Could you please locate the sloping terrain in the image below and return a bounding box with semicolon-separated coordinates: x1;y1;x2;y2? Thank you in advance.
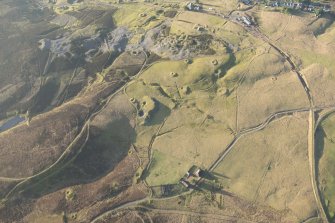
0;0;335;223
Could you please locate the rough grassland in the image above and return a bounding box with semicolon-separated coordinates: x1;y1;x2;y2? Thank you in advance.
113;3;161;31
214;114;317;222
316;113;335;220
125;56;237;185
146;150;190;186
257;10;335;107
302;64;335;107
201;0;239;13
236;48;309;129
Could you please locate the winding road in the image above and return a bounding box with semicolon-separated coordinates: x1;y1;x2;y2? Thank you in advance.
1;3;333;222
204;7;329;222
1;49;149;202
89;7;334;222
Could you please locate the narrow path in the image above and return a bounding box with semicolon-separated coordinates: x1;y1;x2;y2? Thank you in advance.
204;8;329;222
92;196;257;223
2;49;149;201
89;105;334;223
315;108;335;130
313;108;335;221
90;190;193;223
0;177;26;183
4;121;91;200
141;118;168;181
135;206;258;223
308;109;328;221
208;107;310;171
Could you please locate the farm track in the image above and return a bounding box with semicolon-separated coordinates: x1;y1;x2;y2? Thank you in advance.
135;206;258;223
207;105;335;172
205;8;329;222
313;107;335;221
2;4;333;221
4;120;91;200
315;107;335;130
141;118;167;182
1;50;149;202
0;177;26;183
88;106;335;223
90;190;194;223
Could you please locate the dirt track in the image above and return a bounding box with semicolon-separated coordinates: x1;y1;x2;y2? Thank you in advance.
0;49;149;202
204;8;329;222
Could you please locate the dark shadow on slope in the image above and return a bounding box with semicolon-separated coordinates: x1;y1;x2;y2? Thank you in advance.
199;170;217;181
21;114;136;198
315;125;334;222
143;100;171;126
30;78;60;114
312;13;335;37
211;49;236;83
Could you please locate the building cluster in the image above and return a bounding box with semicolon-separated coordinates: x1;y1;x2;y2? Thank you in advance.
185;1;202;11
237;16;253;26
238;0;332;13
179;166;204;188
266;1;331;12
